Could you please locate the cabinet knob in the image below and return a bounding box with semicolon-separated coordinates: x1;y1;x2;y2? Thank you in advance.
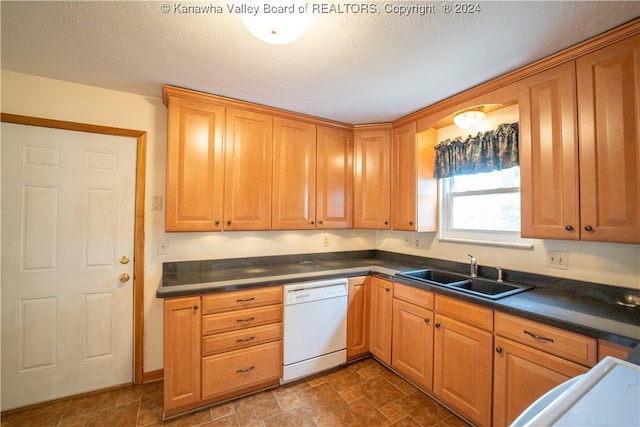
424;318;430;324
215;220;220;226
310;220;315;225
496;347;503;353
384;221;389;225
385;287;390;293
409;221;414;226
585;225;594;232
193;304;199;310
565;225;573;231
318;220;324;225
227;220;232;225
435;323;441;328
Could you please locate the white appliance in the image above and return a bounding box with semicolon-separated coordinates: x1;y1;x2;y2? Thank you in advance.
512;356;640;426
281;278;348;383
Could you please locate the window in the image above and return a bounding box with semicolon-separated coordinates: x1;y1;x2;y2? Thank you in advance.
439;166;531;247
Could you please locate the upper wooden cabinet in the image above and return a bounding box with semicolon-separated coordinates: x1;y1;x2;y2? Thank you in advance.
224;108;273;230
391;122;438;231
576;35;640;243
520;36;640;243
316;126;354;229
272;117;317;230
519;62;580;239
165;95;225;232
354;125;391;229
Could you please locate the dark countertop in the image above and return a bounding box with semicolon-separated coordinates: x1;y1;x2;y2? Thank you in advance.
158;250;640;348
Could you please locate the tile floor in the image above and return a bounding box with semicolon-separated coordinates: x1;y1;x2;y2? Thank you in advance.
1;358;470;427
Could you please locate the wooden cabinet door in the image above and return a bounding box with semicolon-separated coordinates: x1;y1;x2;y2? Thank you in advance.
165;96;225;231
347;276;370;361
354;126;391;229
369;277;393;365
493;336;588;427
272;117;316;229
392;122;418;231
519;62;580;240
392;298;433;391
224;108;273;230
316;126;354;228
577;35;640;243
164;297;201;416
433;313;493;427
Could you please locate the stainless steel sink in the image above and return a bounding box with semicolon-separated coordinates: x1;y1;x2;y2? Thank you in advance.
397;269;532;300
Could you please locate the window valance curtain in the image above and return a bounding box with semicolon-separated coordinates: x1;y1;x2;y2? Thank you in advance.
434;122;519;179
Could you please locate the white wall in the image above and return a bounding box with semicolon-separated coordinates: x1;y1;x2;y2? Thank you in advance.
2;71;638;375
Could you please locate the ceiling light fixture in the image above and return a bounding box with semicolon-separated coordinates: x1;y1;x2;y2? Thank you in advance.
453;106;486;129
242;0;309;45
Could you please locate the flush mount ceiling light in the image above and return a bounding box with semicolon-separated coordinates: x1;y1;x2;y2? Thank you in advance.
241;0;309;45
453;106;486;129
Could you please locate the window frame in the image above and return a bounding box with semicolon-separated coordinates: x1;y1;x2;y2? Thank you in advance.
437;169;534;248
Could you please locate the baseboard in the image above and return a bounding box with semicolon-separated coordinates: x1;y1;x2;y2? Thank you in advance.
143;369;163;383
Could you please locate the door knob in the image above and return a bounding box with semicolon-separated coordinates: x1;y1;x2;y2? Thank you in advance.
119;273;130;283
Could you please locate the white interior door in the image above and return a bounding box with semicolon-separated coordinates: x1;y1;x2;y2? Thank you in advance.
1;122;137;410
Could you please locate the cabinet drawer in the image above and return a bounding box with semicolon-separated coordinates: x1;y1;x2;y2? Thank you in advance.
202;286;282;314
202;305;282;335
394;283;434;309
202;323;282;356
495;312;596;367
202;341;282;400
435;294;493;331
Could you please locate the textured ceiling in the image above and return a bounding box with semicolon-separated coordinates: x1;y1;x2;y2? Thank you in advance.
1;1;639;124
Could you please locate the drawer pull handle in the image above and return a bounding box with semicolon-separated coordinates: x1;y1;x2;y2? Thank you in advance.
524;330;554;343
236;297;255;303
236;317;255;323
236;366;255;374
236;336;255;343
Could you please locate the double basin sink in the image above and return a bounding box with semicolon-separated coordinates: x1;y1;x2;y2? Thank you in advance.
396;269;532;300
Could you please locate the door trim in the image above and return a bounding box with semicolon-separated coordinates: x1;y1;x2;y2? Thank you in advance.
1;113;147;385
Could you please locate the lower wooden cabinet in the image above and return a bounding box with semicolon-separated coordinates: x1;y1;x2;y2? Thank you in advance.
163;287;282;418
163;297;201;416
391;296;434;391
492;336;588;426
347;276;370;361
201;341;282;401
369;277;394;365
433;295;494;427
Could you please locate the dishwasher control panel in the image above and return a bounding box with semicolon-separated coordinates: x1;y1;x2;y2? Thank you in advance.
283;278;348;305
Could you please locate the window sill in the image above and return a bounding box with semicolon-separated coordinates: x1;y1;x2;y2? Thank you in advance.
437;236;534;249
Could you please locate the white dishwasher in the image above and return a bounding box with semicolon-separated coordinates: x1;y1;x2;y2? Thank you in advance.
281;278;348;383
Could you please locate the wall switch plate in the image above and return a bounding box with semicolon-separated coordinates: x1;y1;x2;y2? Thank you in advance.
322;235;329;247
152;195;163;211
546;250;568;270
404;235;411;247
158;240;169;255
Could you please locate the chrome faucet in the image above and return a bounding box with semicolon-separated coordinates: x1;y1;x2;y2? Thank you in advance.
468;254;478;277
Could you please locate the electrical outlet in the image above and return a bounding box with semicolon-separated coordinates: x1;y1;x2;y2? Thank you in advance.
158;240;169;255
546;250;568;270
414;237;421;248
323;235;329;247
